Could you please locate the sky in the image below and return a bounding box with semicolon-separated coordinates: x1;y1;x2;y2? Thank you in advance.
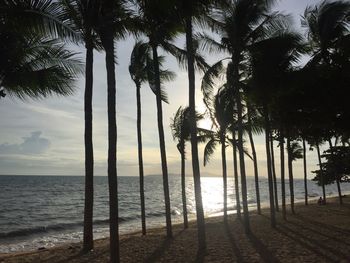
0;0;324;177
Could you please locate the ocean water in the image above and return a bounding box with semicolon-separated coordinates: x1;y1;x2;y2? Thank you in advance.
0;175;349;253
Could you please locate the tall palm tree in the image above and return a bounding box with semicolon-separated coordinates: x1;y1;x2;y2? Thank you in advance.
250;29;305;226
97;1;129;261
201;0;291;232
279;133;287;220
59;0;101;251
129;41;149;235
172;0;219;250
130;41;176;234
134;0;182;238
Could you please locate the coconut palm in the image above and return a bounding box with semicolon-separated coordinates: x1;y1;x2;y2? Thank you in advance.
133;0;183;238
249;27;305;225
203;87;232;223
129;41;176;235
302;137;308;205
286;140;303;214
0;1;81;99
201;0;292;231
170;106;205;229
302;0;350;66
96;1;129;261
171;0;216;249
245;102;263;214
59;0;102;251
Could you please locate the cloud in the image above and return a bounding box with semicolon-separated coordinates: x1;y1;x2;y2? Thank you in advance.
0;131;50;155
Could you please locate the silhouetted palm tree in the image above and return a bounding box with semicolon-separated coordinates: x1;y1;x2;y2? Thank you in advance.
1;0;81;99
201;0;291;232
130;41;176;234
171;106;205;229
134;0;182;238
97;1;129;261
302;138;308;205
287;140;303;214
59;0;101;251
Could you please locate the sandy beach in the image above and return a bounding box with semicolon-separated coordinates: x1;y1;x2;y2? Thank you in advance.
1;196;349;263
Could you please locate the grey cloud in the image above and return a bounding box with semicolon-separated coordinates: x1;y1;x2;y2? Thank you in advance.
0;131;50;155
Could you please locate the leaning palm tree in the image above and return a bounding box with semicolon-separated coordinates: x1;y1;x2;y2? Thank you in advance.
96;1;129;262
59;0;101;251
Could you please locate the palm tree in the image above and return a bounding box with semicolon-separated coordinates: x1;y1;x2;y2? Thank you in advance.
172;0;215;250
1;1;81;99
302;138;308;205
201;0;291;232
170;106;204;229
129;41;149;235
270;133;279;212
279;132;287;220
203;87;232;223
250;29;305;226
97;1;129;261
59;0;101;251
286;140;303;214
129;41;176;234
246;102;262;214
134;0;182;238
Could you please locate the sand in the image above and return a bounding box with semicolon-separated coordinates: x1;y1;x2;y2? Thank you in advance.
1;196;349;263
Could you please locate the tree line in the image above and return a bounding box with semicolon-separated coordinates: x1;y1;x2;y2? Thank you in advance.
1;1;350;262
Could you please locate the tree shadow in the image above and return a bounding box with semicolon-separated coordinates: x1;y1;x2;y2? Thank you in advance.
276;224;347;262
287;219;350;246
294;214;350;235
224;222;243;263
247;232;280;263
144;230;185;263
143;237;174;263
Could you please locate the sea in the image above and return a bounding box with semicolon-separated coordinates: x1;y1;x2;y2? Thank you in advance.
0;175;349;253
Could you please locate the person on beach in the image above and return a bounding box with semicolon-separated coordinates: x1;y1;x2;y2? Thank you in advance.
318;197;323;205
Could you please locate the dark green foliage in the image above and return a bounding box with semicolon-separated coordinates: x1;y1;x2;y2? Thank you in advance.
313;146;350;185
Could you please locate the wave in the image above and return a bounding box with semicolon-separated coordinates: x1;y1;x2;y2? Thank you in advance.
0;216;133;239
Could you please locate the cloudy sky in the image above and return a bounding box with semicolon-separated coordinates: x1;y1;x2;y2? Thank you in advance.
0;0;323;177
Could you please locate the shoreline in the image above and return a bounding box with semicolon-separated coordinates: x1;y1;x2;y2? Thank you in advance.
1;195;349;262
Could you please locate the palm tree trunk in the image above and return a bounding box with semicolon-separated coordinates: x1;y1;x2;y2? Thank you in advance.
279;132;286;220
287;137;295;214
263;105;276;227
316;143;326;204
270;134;279;212
302;138;308;206
232;130;241;220
180;141;188;228
247;109;261;215
186;16;206;249
83;44;94;252
102;35;119;263
136;83;146;235
328;139;342;205
221;134;228;223
151;43;172;238
236;87;250;233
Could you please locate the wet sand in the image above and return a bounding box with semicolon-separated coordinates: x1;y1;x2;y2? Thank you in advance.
1;196;349;263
